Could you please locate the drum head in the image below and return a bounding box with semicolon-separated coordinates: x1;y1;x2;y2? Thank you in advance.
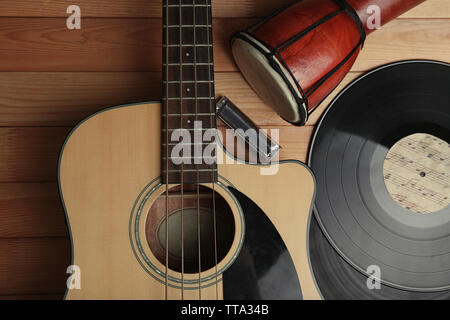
309;60;450;292
232;34;307;125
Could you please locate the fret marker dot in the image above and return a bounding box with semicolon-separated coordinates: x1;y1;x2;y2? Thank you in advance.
186;88;191;93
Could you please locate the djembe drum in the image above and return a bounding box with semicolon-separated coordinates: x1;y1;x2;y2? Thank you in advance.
232;0;426;125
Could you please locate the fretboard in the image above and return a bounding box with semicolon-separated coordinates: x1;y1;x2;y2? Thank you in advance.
162;0;217;184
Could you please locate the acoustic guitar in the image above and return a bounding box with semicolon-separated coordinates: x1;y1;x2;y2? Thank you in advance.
58;0;318;300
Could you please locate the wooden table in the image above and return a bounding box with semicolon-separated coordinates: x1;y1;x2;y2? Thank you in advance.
0;0;448;299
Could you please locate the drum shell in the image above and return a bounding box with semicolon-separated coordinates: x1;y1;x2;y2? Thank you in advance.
263;0;361;109
232;0;363;125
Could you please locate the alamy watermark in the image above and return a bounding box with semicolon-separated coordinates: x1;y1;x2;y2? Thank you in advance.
67;265;81;290
367;265;381;290
366;5;382;30
66;5;81;30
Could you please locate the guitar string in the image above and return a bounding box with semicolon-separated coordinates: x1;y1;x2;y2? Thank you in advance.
205;0;219;300
164;0;170;301
178;0;185;300
193;0;202;301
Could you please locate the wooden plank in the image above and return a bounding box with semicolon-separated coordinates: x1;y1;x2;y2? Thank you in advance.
266;126;314;163
0;294;62;300
0;70;370;128
0;71;279;126
0;18;164;72
402;0;450;18
356;18;450;71
0;127;71;182
0;237;70;296
0;67;349;128
0;18;247;72
0;72;161;126
0;18;448;72
0;0;447;18
0;183;67;238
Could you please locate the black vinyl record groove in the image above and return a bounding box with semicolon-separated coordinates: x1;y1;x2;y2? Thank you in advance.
309;216;450;299
308;60;450;293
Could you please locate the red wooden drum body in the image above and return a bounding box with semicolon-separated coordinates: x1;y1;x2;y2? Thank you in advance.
232;0;425;126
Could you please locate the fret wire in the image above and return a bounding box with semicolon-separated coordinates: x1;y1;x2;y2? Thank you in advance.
163;113;213;116
164;44;212;47
163;25;211;28
162;169;218;172
166;5;211;7
163;128;210;131
162;156;216;160
162;143;212;146
165;97;215;100
164;62;213;65
163;80;214;83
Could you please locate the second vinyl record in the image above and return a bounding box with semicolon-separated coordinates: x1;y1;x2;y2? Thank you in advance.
309;216;450;299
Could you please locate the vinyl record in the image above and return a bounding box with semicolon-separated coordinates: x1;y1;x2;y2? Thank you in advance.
309;60;450;292
309;216;450;299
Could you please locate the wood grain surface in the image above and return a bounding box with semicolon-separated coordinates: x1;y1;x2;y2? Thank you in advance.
0;18;448;72
0;0;448;298
0;0;448;18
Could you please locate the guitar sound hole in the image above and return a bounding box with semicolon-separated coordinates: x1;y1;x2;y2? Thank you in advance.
146;185;235;274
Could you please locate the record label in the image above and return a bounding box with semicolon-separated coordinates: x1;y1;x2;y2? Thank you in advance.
383;133;449;214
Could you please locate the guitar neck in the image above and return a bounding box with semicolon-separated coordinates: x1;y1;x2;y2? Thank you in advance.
162;0;217;184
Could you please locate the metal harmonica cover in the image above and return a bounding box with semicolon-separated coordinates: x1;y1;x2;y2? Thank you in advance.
216;96;281;162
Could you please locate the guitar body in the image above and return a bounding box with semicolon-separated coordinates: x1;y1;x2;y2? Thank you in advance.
59;102;320;300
